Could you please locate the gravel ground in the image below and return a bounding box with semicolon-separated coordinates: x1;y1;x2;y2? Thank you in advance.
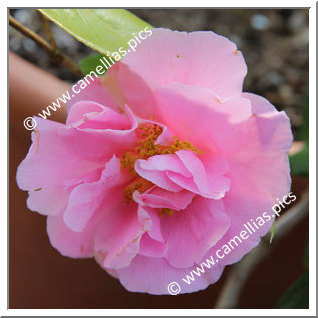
9;9;309;139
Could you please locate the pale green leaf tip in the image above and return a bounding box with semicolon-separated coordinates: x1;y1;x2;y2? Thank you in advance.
270;222;276;244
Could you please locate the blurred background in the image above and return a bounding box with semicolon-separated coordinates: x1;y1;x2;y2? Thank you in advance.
9;9;309;309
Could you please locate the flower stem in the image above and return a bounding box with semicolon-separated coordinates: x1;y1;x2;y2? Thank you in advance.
37;11;58;49
9;14;82;77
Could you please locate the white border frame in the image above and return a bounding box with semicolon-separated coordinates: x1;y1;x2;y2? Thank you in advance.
4;1;316;316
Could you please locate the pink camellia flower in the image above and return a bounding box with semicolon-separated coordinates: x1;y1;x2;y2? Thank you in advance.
17;28;292;295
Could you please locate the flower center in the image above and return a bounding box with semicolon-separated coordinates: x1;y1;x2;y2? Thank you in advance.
120;123;202;207
123;176;153;203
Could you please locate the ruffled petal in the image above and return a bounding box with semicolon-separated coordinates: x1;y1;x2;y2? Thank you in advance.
134;187;195;211
155;83;252;154
94;205;152;269
66;76;122;113
63;156;129;231
118;28;247;99
16;119;103;216
135;151;230;199
46;214;97;258
116;255;225;295
161;197;231;268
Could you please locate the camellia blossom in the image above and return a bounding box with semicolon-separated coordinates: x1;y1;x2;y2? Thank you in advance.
17;28;292;295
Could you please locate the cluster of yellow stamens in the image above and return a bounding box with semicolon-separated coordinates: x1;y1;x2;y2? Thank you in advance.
121;123;201;175
123;177;153;204
159;208;174;217
120;123;202;214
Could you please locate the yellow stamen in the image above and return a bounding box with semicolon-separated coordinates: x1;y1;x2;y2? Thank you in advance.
159;208;175;217
124;177;153;203
120;123;202;176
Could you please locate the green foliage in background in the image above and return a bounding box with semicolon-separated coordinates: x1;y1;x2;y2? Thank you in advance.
303;239;309;268
289;94;309;176
38;9;152;56
275;270;309;309
290;145;309;176
275;240;309;309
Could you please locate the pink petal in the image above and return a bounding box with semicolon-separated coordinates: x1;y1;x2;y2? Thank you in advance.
66;76;121;113
139;233;166;258
63;156;129;232
230;94;292;200
94;205;151;269
105;63;158;119
143;207;165;242
134;187;195;211
67;101;131;130
243;92;276;115
155;83;252;154
61;112;138;162
203;163;276;266
16;118;103;216
199;94;293;267
46;214;97;258
137;154;191;176
172;150;230;199
161;197;231;268
116;255;224;295
120;28;247;99
135;155;188;192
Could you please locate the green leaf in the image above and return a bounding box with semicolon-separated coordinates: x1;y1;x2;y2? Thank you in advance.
79;53;112;75
38;9;152;56
275;270;309;309
289;145;309;176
